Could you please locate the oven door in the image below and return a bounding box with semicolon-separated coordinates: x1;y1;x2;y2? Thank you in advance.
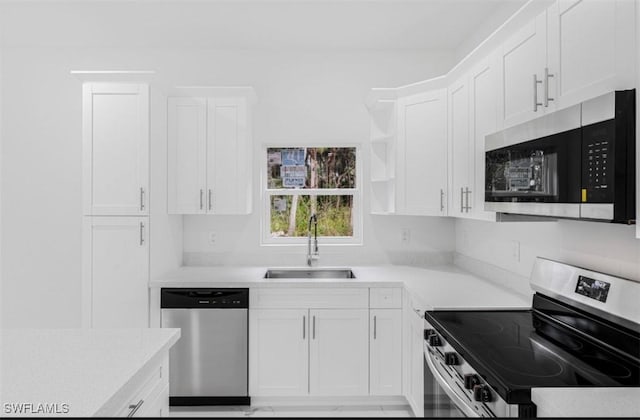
424;344;477;418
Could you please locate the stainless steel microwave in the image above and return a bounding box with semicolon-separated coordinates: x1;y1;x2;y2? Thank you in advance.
485;90;635;223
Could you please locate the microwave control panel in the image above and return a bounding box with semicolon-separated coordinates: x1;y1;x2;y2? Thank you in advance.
582;120;614;203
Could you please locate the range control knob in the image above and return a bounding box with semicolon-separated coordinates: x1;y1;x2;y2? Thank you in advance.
428;334;442;347
473;384;492;402
464;374;481;390
444;352;459;365
424;329;435;339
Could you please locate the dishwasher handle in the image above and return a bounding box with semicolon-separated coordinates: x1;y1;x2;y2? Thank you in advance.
161;288;249;309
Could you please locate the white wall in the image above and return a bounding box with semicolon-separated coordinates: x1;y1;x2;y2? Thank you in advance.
456;219;640;292
0;46;455;327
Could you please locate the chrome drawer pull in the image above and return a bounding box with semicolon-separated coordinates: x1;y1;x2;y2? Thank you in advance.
127;399;144;417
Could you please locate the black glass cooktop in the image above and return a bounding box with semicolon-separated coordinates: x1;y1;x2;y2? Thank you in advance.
425;296;640;404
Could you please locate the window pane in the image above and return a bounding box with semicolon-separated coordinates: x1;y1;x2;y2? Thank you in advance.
267;147;356;189
270;195;354;237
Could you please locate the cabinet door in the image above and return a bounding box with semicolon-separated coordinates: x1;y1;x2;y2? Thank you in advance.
370;309;402;396
547;0;635;110
83;217;149;328
396;89;448;216
309;309;369;396
469;55;499;220
206;97;251;215
83;83;149;216
249;309;309;396
167;97;207;214
498;11;547;128
448;77;471;218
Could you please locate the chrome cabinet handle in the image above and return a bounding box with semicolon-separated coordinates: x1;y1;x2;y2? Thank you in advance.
127;399;144;417
440;189;444;212
373;315;377;340
139;222;145;246
465;187;472;212
199;189;204;210
460;188;464;213
208;189;213;211
140;188;145;211
544;67;554;107
533;74;543;112
303;315;306;340
312;315;316;340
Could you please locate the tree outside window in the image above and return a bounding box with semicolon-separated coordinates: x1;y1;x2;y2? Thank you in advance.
264;147;360;243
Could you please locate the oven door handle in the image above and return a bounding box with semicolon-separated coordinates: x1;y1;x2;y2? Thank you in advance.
424;342;481;418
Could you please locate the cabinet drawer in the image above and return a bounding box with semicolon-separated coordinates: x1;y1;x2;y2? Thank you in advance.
370;288;402;309
112;355;169;417
252;288;369;309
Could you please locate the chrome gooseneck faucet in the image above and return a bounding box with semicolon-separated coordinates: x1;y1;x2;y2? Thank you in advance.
307;213;319;267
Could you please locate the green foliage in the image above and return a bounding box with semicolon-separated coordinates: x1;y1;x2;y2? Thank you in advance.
270;195;353;237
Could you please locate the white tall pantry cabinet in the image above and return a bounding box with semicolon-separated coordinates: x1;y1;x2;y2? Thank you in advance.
82;83;150;328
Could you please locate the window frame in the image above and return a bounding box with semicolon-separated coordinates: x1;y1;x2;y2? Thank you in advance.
260;143;363;246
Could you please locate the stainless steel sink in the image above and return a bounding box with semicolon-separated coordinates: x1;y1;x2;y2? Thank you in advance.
264;268;356;279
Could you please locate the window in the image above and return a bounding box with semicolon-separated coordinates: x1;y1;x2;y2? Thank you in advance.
262;146;361;245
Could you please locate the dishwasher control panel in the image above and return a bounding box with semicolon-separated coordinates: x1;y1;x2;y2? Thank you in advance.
161;288;249;309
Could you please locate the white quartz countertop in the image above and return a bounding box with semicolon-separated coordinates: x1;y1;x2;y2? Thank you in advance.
1;328;180;417
151;264;532;311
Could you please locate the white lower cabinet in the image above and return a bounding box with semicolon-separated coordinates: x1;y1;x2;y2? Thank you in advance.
82;216;149;328
250;288;403;399
250;309;309;396
309;309;369;396
370;309;402;396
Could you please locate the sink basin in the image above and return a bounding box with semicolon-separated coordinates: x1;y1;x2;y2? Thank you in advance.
264;268;356;279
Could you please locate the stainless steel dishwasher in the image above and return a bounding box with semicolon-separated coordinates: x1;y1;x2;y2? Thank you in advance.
160;288;249;406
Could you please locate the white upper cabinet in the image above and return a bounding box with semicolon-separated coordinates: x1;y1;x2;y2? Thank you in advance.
83;83;149;216
546;0;636;111
448;76;471;217
396;89;448;216
167;97;207;214
83;216;149;328
168;90;254;215
498;10;548;129
206;97;251;215
498;0;635;129
468;55;500;220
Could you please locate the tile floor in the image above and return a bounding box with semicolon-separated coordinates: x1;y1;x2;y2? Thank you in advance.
170;405;412;417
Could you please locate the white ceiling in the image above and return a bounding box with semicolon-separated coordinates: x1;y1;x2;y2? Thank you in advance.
0;0;526;50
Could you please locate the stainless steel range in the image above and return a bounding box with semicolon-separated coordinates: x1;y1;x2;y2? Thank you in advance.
423;258;640;418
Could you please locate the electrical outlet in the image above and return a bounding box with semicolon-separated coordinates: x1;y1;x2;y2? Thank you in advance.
511;240;520;262
208;232;217;245
401;228;411;244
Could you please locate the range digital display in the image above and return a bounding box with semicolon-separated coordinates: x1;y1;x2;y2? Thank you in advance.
575;275;610;303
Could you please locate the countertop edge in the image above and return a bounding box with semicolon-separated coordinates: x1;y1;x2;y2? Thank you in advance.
92;329;180;417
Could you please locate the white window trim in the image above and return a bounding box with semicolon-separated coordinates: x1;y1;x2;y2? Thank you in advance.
260;143;363;246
